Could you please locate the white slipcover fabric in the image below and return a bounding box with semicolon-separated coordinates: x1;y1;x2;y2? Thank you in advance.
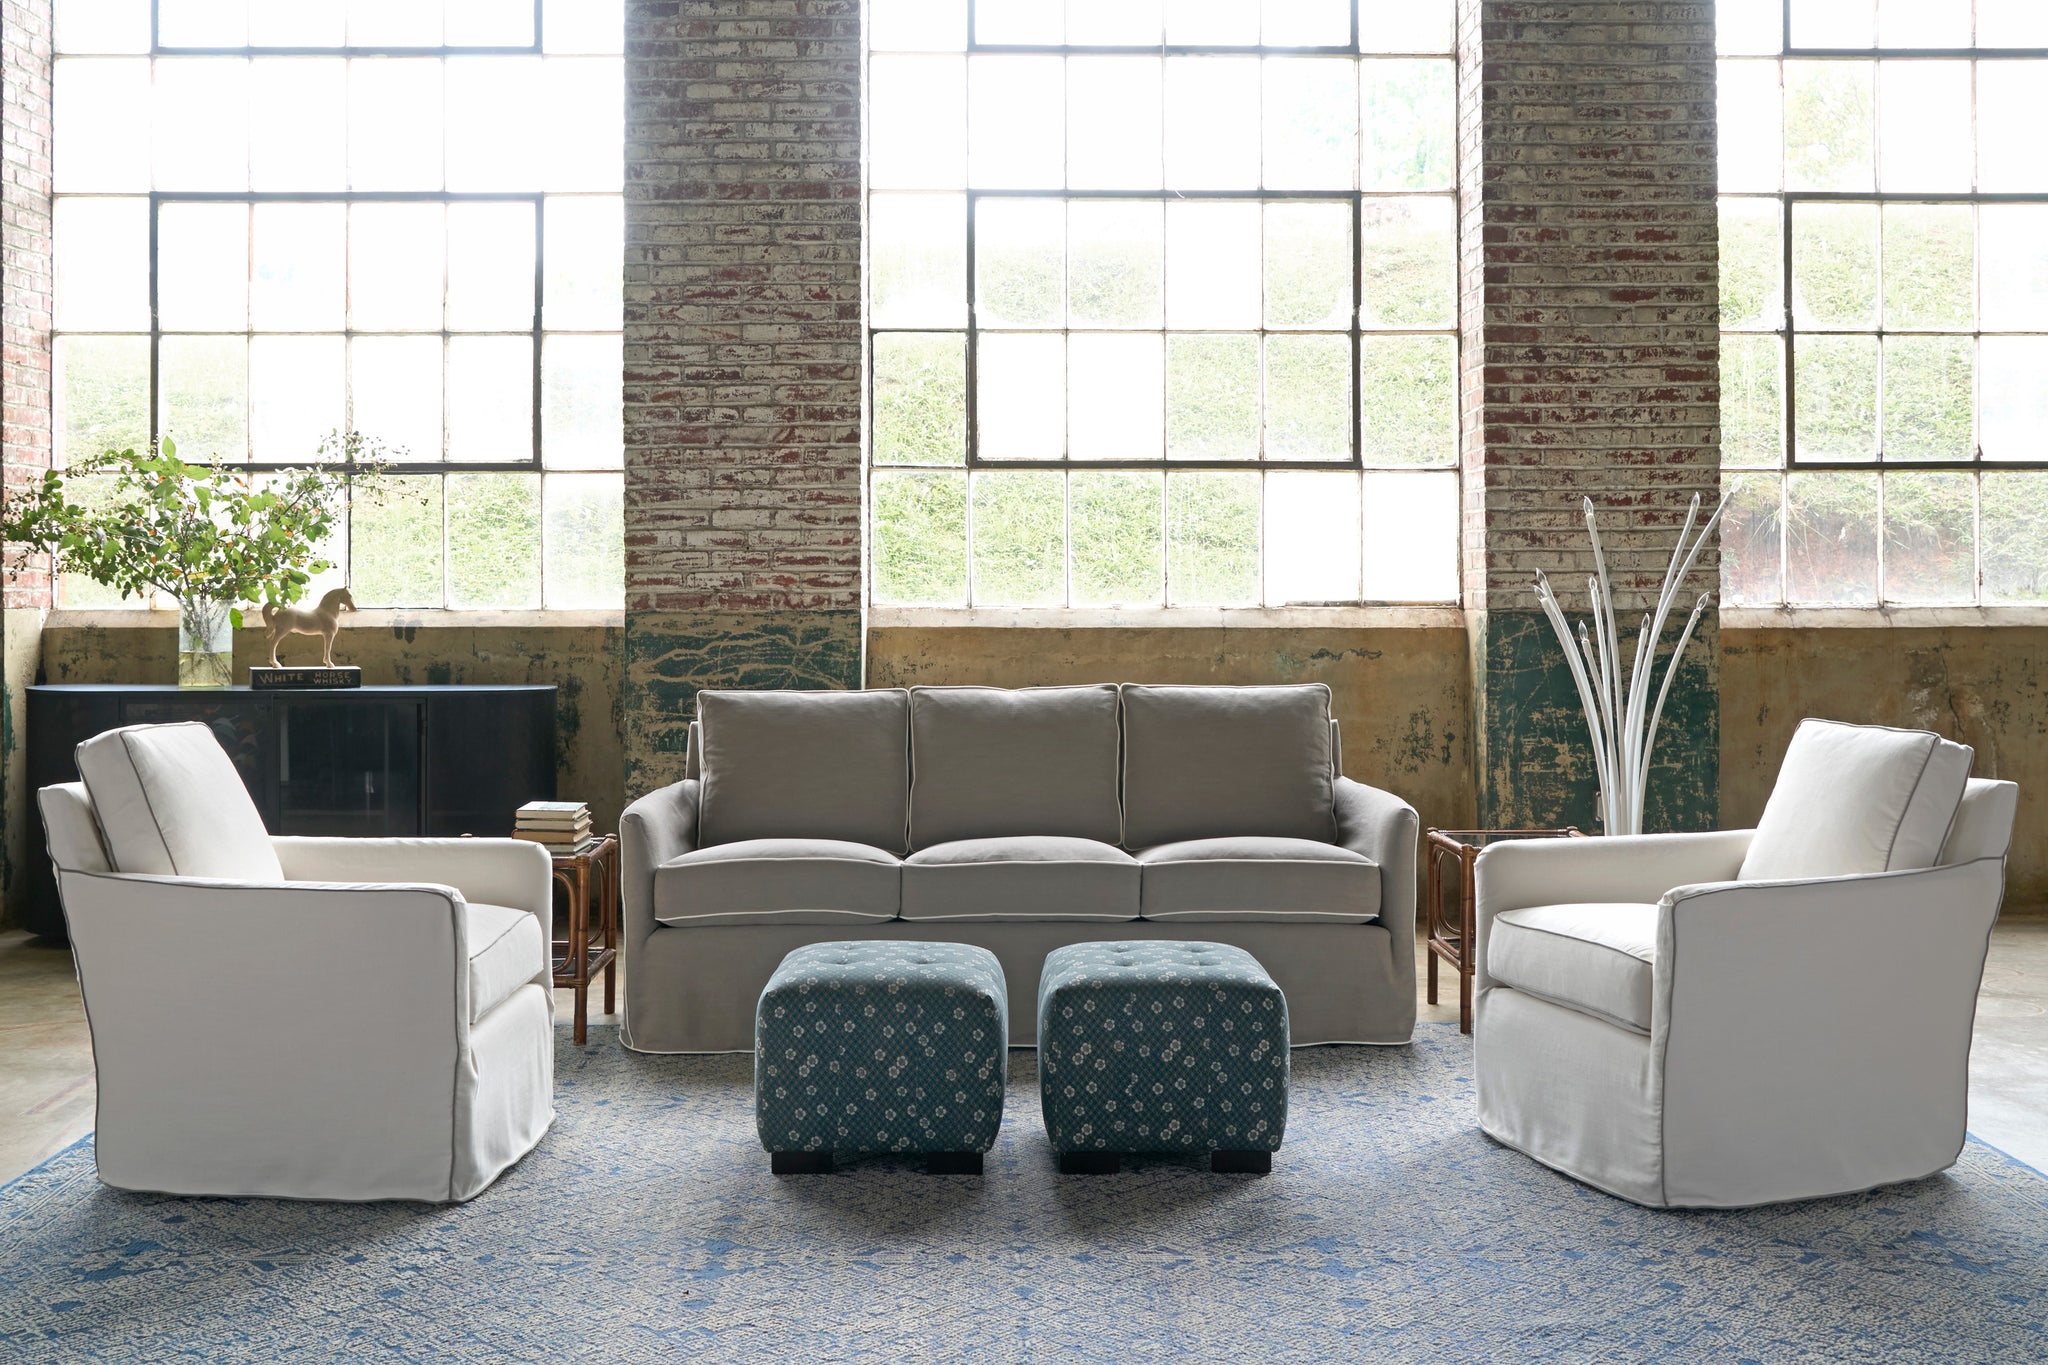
467;902;546;1024
1738;718;1973;882
74;722;281;881
1486;902;1657;1033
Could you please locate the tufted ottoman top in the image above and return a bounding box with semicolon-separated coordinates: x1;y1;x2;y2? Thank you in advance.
1037;940;1276;1012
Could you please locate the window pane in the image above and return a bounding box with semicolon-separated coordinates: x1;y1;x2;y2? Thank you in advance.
1359;334;1455;466
154;58;249;190
1881;337;1972;462
1981;337;2048;463
544;195;624;330
1164;57;1260;191
57;474;134;607
447;336;534;461
1721;333;1785;469
1068;200;1163;329
976;0;1060;43
542;0;623;52
1167;335;1261;461
1071;0;1164;45
1165;201;1260;329
1263;57;1356;189
1791;201;1877;329
447;201;536;331
1069;334;1164;460
250;203;346;332
968;56;1063;190
1882;472;1975;605
1267;471;1360;604
1359;196;1454;328
871;0;967;51
1980;206;2048;333
971;471;1066;606
869;56;967;190
348;0;443;46
53;197;147;330
1979;0;2048;46
1978;63;2048;194
1717;60;1781;194
1881;203;1971;331
446;56;544;191
1878;61;1971;194
1069;57;1163;191
250;58;346;191
975;198;1064;329
447;0;535;45
1361;470;1458;600
158;335;248;462
1879;0;1967;45
542;472;624;609
1167;0;1259;43
1982;473;2048;602
448;472;541;608
869;193;966;327
1720;473;1785;607
540;59;623;191
1070;470;1164;607
349;58;443;190
1265;334;1350;461
1717;0;1783;54
1265;202;1350;330
541;334;623;469
157;203;249;332
1167;471;1260;605
251;0;345;45
1359;59;1454;192
350;202;445;330
1790;0;1875;47
1783;61;1874;194
54;57;150;191
351;336;444;460
1263;0;1347;45
55;335;150;464
871;333;966;466
56;0;148;53
1719;198;1782;330
872;470;968;605
1786;470;1878;604
1794;335;1878;462
351;475;445;608
977;333;1065;459
159;0;244;47
251;336;345;463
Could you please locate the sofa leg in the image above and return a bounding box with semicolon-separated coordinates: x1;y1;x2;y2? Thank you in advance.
1058;1151;1121;1175
1210;1149;1272;1175
926;1151;983;1175
770;1151;833;1175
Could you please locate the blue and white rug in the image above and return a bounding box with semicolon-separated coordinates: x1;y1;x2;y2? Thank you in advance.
3;1025;2045;1363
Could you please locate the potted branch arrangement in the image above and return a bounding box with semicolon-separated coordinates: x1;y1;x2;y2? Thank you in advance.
1;432;390;688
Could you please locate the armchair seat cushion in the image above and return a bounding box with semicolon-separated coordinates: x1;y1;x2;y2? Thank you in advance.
1137;837;1380;923
654;838;901;927
901;836;1140;922
1487;902;1659;1034
467;902;544;1024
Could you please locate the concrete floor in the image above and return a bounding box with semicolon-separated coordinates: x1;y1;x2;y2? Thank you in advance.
3;920;2044;1186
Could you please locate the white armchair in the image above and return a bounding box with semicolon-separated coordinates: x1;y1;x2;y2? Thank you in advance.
1472;719;2017;1208
38;722;557;1203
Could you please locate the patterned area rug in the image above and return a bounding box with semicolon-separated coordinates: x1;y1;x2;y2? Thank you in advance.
3;1025;2045;1363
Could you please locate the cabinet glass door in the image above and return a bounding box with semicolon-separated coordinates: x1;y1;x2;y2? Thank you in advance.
277;702;421;836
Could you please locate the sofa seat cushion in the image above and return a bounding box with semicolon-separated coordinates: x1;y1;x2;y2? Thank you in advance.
1487;902;1659;1034
467;902;543;1024
1136;837;1379;923
900;837;1140;923
655;839;901;928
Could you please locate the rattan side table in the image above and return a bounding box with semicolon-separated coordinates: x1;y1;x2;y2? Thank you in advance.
549;834;620;1045
1425;827;1584;1033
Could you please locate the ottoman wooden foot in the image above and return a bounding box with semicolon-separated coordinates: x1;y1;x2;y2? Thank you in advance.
1210;1149;1272;1175
1058;1152;1121;1175
926;1151;983;1175
770;1152;834;1175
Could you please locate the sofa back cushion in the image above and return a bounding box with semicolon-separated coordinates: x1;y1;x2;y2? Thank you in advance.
1738;718;1974;882
908;685;1122;849
1120;683;1337;848
696;689;911;852
74;722;282;881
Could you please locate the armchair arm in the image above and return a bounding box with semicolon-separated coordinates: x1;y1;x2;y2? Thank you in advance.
1334;777;1418;934
620;779;699;949
273;835;552;922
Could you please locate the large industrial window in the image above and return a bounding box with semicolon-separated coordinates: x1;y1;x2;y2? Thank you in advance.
49;0;625;611
864;0;1461;609
1717;0;2048;606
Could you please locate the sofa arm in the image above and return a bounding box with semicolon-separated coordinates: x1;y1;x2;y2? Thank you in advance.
274;836;552;923
1335;777;1419;935
620;779;699;948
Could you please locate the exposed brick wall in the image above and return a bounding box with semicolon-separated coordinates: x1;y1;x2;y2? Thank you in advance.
2;0;53;612
621;0;864;615
1457;0;1721;617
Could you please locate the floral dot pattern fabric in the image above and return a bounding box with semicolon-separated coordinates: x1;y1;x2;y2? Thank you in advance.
755;941;1008;1157
1038;940;1289;1156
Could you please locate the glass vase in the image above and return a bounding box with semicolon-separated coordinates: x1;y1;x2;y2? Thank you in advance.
176;594;234;689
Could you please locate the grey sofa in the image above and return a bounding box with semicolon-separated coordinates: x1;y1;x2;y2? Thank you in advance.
618;683;1419;1053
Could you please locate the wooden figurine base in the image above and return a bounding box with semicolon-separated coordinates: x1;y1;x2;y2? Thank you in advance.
249;665;361;690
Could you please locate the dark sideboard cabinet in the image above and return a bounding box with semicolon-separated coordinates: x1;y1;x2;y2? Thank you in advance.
23;685;557;940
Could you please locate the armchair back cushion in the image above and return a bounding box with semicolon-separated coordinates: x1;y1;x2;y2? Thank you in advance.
908;684;1122;849
1738;719;1973;882
1120;684;1337;848
74;722;282;881
696;689;911;852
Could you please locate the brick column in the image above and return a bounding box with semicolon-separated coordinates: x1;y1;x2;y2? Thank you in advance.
621;0;865;793
1457;0;1721;831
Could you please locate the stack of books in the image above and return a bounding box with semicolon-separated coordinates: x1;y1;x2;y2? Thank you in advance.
513;801;597;854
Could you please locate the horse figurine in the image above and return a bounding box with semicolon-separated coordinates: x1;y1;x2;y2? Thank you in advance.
261;587;357;668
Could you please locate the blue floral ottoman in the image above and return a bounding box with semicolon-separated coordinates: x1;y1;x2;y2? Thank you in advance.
1037;941;1289;1174
755;941;1008;1175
